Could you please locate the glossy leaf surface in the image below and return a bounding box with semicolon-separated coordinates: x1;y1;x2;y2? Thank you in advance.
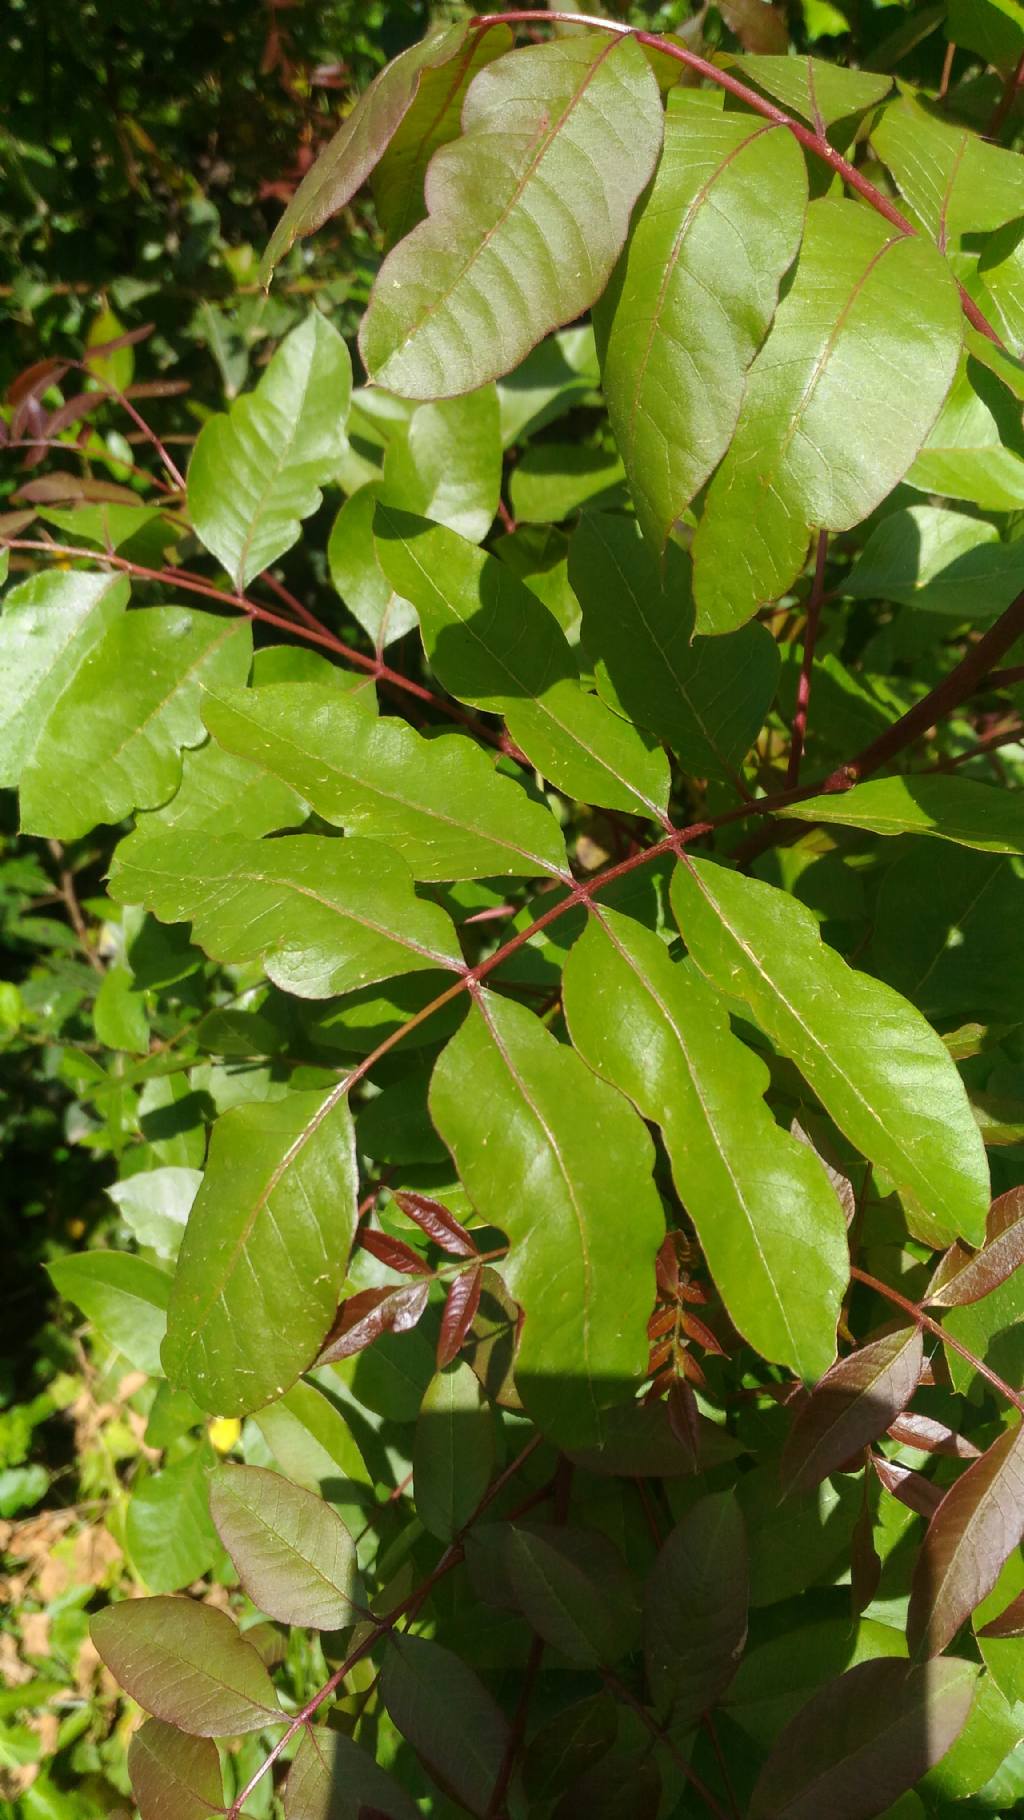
908;1420;1024;1658
780;776;1024;854
781;1325;923;1495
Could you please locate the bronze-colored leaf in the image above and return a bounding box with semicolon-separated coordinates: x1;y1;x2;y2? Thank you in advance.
908;1419;1024;1658
781;1326;923;1495
926;1187;1024;1309
317;1282;430;1363
437;1265;484;1370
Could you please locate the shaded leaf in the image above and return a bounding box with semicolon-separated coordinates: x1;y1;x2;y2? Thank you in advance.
203;682;567;881
692;198;961;632
781;1326;923;1495
380;1633;509;1816
414;1361;494;1541
360;34;664;398
91;1596;281;1735
569;513;780;785
872;1453;945;1520
563;908;848;1379
780;776;1024;855
926;1188;1024;1308
504;1523;640;1667
523;1694;617;1802
109;830;462;998
670;858;990;1248
749;1656;979;1819
596;87;806;550
188;314;351;589
285;1725;420;1820
644;1491;748;1732
162;1090;358;1417
908;1419;1024;1657
209;1462;361;1630
872;95;1024;250
375;507;670;817
844;503;1024;622
429;989;664;1445
128;1719;224;1820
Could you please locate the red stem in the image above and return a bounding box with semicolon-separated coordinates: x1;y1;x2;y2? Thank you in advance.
786;531;828;789
470;12;1003;347
989;45;1024;139
850;1267;1024;1415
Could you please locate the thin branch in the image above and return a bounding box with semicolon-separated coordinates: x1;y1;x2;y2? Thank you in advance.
914;722;1024;774
485;1634;544;1819
989;45;1024;139
786;531;829;789
470;12;1003;347
602;1672;733;1820
47;840;103;974
850;1267;1024;1415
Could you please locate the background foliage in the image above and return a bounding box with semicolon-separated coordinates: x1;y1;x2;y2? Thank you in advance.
5;1;1024;1817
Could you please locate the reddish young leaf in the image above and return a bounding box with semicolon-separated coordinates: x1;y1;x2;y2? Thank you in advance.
979;1588;1024;1638
925;1187;1024;1309
871;1453;944;1520
749;1657;979;1820
41;392;105;441
392;1190;478;1257
125;379;192;398
908;1418;1024;1658
358;1226;432;1277
13;473;139;505
885;1413;981;1459
85;321;155;361
679;1310;727;1356
781;1326;923;1495
647;1306;676;1341
437;1265;484;1369
317;1282;430;1363
9;358;69;434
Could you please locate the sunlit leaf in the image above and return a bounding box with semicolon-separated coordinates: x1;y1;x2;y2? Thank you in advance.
209;1462;362;1630
908;1419;1024;1658
780;1326;923;1495
92;1597;281;1735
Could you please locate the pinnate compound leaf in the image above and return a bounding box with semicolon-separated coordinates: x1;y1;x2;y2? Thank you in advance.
779;776;1024;855
430;989;664;1445
414;1361;494;1541
380;1633;509;1815
20;608;251;840
692;198;961;633
749;1656;979;1820
503;1523;640;1667
375;507;670;817
644;1492;748;1734
360;34;664;399
670;859;990;1248
91;1596;281;1735
908;1420;1024;1658
209;1462;361;1630
260;23;493;281
597;88;806;551
569;513;779;785
47;1251;170;1376
0;570;129;788
285;1725;420;1820
162;1090;358;1417
563;908;847;1381
926;1189;1024;1308
109;830;462;998
781;1326;923;1496
128;1719;224;1820
188;313;351;589
203;682;567;881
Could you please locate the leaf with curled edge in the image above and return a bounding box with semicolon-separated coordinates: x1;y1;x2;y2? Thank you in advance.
908;1420;1024;1658
128;1720;225;1820
438;1265;484;1370
871;1453;945;1520
748;1657;979;1820
926;1188;1024;1308
318;1282;431;1363
670;857;990;1250
260;23;502;281
92;1597;281;1736
360;34;664;399
781;1326;923;1496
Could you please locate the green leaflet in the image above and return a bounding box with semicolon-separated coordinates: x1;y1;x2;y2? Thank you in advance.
91;1597;281;1736
162;1090;358;1416
128;1721;223;1820
562;909;847;1380
203;682;568;881
779;776;1024;854
429;990;665;1445
381;386;502;543
19;606;251;840
738;54;891;126
978;217;1024;359
209;1462;362;1630
569;513;779;785
670;858;989;1248
906;358;1024;511
692;197;962;634
413;1362;494;1542
260;22;491;281
188;313;351;589
328;483;419;649
108;829;462;998
137;739;308;839
0;570;129;786
359;34;664;398
375;508;670;817
126;1442;219;1594
872;95;1024;250
47;1252;170;1377
844;504;1024;622
597;89;807;551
